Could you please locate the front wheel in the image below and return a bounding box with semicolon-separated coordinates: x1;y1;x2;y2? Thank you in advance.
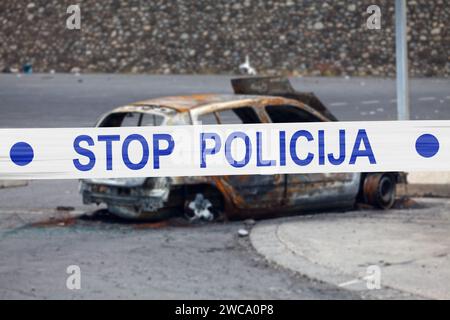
362;173;396;209
184;193;222;221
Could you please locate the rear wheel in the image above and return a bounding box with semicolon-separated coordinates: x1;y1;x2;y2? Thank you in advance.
363;173;396;209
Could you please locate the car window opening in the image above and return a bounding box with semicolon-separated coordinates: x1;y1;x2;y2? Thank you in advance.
99;112;163;127
232;106;261;124
265;105;321;123
199;106;261;125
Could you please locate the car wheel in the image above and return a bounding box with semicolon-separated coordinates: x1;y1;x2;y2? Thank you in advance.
184;193;217;221
363;173;396;209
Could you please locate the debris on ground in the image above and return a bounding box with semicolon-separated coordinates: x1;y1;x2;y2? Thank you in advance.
355;196;422;211
238;229;249;237
133;218;191;230
244;219;256;227
31;215;77;228
30;209;192;230
393;196;421;209
56;206;75;211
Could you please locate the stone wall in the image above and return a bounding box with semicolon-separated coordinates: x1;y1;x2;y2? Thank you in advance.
0;0;448;77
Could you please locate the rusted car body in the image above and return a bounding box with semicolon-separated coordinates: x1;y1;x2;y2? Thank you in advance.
80;77;400;220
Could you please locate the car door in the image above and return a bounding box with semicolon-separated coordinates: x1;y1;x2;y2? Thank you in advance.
263;103;360;210
194;104;285;211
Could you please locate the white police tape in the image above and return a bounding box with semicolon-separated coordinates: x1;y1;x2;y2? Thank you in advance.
0;121;447;180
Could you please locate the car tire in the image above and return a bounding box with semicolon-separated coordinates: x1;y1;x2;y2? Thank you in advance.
363;173;396;209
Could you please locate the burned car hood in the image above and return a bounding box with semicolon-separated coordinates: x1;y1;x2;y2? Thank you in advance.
83;178;147;187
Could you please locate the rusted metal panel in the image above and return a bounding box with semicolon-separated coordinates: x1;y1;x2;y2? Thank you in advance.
284;173;360;210
220;175;285;210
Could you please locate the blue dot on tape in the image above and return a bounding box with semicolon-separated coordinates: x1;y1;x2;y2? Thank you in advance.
10;142;34;166
415;134;439;158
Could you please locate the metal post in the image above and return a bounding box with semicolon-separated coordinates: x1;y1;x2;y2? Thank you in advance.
395;0;410;120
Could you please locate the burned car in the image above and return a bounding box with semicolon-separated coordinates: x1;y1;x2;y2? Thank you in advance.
80;77;401;220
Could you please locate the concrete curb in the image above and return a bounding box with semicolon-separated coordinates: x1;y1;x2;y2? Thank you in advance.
0;180;28;189
399;184;450;198
401;172;450;198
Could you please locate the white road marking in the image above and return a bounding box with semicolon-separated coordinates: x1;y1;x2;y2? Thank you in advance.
418;97;436;101
338;279;362;287
329;102;348;107
390;99;397;103
361;100;380;105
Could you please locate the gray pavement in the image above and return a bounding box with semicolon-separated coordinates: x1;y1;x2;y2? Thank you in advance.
0;213;362;300
0;180;91;210
251;198;450;300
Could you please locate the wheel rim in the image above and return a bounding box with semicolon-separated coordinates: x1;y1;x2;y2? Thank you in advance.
379;176;394;204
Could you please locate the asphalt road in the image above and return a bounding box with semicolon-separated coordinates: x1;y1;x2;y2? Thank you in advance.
0;74;449;129
0;74;448;299
0;213;364;299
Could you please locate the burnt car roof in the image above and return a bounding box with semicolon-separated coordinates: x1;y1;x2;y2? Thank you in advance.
129;94;266;112
110;77;337;121
109;94;331;123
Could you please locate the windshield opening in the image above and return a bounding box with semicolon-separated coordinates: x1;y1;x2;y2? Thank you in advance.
98;112;164;127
